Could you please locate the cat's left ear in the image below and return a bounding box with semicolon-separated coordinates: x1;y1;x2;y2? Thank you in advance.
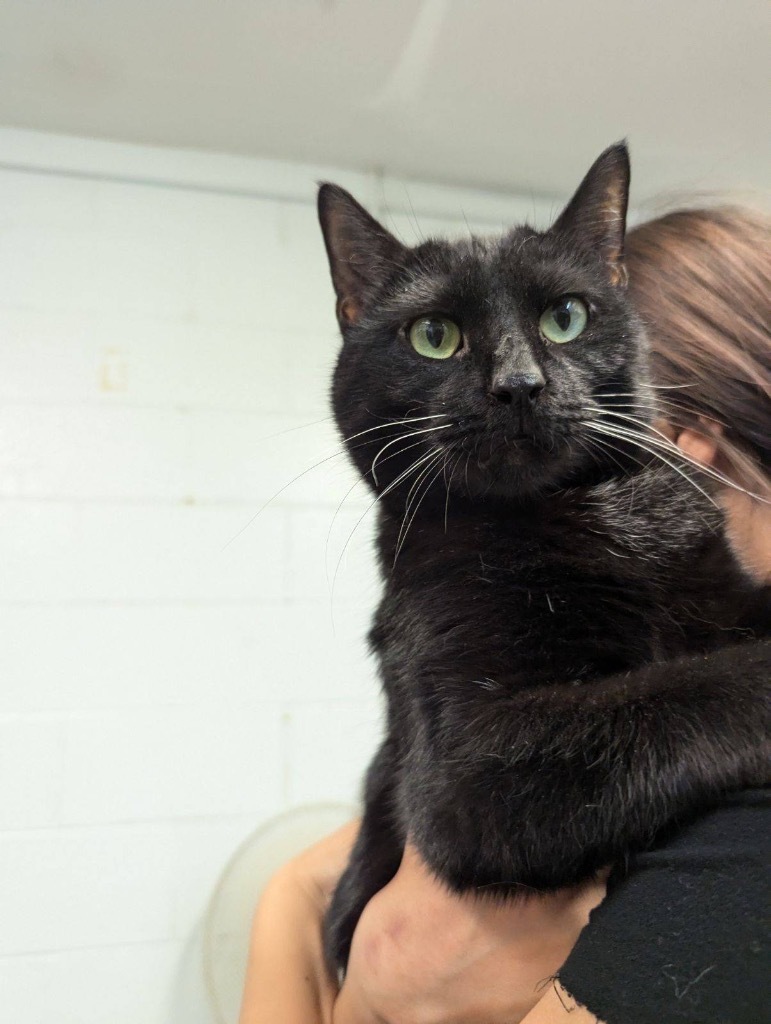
551;142;630;287
318;184;408;328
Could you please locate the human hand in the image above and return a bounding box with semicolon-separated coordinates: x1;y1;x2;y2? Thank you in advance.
658;418;770;581
334;841;607;1024
240;822;606;1024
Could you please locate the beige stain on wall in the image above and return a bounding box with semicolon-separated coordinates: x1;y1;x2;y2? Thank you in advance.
98;347;128;392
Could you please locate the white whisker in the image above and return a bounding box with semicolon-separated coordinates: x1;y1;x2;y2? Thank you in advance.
394;451;447;566
341;413;448;447
329;446;443;603
371;423;452;485
584;421;718;507
222;447;348;550
443;447;462;532
594;411;763;499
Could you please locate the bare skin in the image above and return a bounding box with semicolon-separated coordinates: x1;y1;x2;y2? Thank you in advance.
332;843;607;1024
239;433;770;1024
239;823;352;1024
239;824;606;1024
667;425;770;583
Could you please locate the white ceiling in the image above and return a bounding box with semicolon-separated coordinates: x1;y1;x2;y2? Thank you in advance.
1;0;769;203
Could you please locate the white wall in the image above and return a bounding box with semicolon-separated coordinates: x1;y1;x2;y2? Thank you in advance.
0;128;553;1024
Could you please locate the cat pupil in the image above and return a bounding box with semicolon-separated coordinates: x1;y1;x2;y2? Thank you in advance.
553;302;572;332
425;320;445;347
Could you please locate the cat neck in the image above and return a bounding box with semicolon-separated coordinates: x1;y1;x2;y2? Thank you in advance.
375;463;724;581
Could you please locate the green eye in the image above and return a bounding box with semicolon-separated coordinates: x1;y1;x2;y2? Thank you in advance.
409;317;462;359
539;297;588;344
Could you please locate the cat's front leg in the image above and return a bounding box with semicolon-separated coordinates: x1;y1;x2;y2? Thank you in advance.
324;735;405;974
410;639;770;892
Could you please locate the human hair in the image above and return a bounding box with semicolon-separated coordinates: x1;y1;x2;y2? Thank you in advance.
625;207;770;497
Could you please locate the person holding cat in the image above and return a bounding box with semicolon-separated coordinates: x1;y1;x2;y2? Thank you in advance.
240;185;769;1024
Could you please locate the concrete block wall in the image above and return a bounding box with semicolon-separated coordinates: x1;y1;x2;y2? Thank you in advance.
0;127;553;1023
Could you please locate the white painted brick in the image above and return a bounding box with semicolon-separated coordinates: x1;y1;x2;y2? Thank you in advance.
385;212;473;247
92;175;247;248
0;308;102;406
0;138;550;1009
278;327;340;417
0;502;285;602
0;127;475;219
0;404;189;501
0;169;97;231
0;942;190;1024
0;405;331;504
0;606;261;711
385;205;554;247
0;405;350;510
128;321;292;413
0;305;340;418
385;210;547;247
379;174;555;229
60;706;283;824
184;194;338;334
184;408;353;507
272;201;342;329
253;600;379;703
0;606;239;710
0;308;292;412
0;602;376;713
0;224;195;319
0;166;98;227
284;503;381;606
285;699;384;806
190;193;285;329
0;717;65;828
0;826;175;954
169;816;258;939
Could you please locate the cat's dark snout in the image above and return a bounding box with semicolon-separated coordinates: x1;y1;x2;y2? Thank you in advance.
489;370;545;405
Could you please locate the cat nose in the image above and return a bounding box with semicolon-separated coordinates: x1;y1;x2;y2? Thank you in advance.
490;371;545;405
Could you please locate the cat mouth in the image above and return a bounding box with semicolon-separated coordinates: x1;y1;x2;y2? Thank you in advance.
473;434;538;469
499;429;540;449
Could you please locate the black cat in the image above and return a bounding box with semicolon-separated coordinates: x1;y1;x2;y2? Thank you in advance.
316;144;770;972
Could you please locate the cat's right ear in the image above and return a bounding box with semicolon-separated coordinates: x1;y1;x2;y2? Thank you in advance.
550;143;631;287
318;184;407;328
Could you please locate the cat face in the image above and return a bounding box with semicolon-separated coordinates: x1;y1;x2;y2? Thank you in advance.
319;144;653;500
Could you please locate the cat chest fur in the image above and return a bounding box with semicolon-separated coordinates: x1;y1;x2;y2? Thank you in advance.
371;471;744;701
366;477;761;890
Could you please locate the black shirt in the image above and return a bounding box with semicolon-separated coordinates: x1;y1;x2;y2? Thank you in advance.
559;789;771;1024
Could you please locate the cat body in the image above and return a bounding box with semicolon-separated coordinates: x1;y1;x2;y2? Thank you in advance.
374;471;766;887
316;145;770;969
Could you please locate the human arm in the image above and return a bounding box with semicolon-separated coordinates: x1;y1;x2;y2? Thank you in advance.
240;770;770;1024
254;792;770;1024
333;842;606;1024
240;819;606;1024
556;789;771;1024
238;821;357;1024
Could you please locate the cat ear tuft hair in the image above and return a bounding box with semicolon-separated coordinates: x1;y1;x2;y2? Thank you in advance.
551;142;631;287
317;184;407;328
